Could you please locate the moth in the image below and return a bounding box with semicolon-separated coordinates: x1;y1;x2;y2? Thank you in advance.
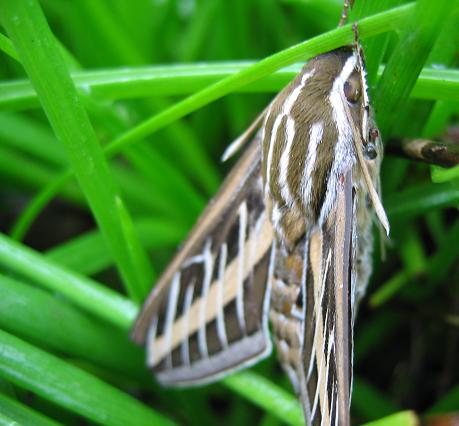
132;32;390;426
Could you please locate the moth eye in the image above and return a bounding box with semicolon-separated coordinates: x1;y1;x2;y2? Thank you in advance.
364;142;377;160
344;73;361;104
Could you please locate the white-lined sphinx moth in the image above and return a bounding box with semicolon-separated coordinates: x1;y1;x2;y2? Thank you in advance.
132;28;389;426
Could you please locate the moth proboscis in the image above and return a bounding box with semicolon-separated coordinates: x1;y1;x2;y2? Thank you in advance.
132;26;389;426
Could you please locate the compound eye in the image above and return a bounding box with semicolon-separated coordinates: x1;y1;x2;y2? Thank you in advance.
365;142;377;160
344;72;361;104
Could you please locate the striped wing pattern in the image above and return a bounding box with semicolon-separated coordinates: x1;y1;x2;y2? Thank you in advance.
301;170;353;425
132;139;275;386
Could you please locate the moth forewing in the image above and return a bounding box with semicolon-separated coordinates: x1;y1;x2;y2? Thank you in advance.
132;137;276;386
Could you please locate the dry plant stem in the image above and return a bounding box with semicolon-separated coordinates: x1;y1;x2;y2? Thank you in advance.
388;139;459;168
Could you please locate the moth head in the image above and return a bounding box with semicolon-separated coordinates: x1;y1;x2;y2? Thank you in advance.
337;51;389;235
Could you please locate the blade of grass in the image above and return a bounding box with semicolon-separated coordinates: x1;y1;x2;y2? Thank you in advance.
55;2;221;199
0;112;67;166
0;274;145;379
0;232;138;330
1;64;457;109
222;372;304;426
431;165;459;184
360;411;418;426
45;218;186;276
370;220;459;307
0;0;153;302
428;383;459;414
353;377;401;421
8;171;72;241
0;389;63;426
374;0;451;137
0;329;176;426
0;32;18;61
385;182;459;219
0;145;83;205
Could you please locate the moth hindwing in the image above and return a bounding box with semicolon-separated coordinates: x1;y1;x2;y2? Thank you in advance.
133;45;388;426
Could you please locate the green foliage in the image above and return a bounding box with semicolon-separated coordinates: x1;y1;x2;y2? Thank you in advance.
0;0;457;425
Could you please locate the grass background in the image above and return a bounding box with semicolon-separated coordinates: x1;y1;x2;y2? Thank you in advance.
0;0;458;425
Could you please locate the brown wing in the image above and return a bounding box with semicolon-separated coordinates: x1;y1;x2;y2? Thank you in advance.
299;170;353;426
132;137;275;386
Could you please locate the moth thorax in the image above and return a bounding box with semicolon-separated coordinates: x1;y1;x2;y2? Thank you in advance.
261;47;369;248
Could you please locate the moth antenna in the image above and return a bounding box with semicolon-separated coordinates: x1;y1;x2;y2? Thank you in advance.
221;108;267;161
340;91;390;236
339;0;354;27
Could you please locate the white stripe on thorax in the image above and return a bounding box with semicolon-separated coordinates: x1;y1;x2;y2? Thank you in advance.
301;121;324;207
279;117;296;206
198;239;213;358
265;113;284;194
266;70;314;196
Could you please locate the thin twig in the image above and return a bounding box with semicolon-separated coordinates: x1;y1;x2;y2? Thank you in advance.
387;138;459;168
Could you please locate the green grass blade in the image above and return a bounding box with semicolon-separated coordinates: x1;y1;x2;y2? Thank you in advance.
9;171;73;241
360;411;419;426
45;218;186;276
374;0;451;137
431;164;459;184
0;232;137;330
0;145;82;205
428;383;459;414
0;32;18;61
0;0;153;302
385;182;459;219
353;377;400;421
0;113;67;166
222;372;304;426
1;64;457;109
0;275;145;378
0;329;176;426
0;391;63;426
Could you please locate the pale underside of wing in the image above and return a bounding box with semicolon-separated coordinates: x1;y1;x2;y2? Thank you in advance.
132;138;275;386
